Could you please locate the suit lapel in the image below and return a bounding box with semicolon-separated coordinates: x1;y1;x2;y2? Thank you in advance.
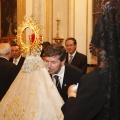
9;58;14;62
62;65;69;89
17;57;25;66
71;52;79;65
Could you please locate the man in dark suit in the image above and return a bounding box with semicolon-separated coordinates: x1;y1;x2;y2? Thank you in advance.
65;37;87;74
62;49;109;120
9;43;25;72
0;43;18;101
62;68;108;120
44;44;83;102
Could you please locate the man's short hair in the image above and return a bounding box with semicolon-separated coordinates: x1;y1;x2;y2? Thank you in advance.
44;44;66;61
11;42;21;50
65;37;77;45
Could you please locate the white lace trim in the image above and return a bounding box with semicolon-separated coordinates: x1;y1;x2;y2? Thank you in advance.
22;56;45;73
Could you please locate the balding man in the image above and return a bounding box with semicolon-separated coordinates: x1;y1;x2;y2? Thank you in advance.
0;43;18;101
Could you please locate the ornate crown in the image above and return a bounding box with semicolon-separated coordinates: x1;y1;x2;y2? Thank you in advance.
16;16;44;56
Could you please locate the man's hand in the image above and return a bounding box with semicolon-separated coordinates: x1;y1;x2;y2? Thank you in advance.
68;84;77;98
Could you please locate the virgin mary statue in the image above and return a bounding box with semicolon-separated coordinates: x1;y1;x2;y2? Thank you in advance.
0;55;64;120
0;21;64;119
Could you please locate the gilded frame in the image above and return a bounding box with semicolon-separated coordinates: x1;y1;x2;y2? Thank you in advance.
0;0;26;43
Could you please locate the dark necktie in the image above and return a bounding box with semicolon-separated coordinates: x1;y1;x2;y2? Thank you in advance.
54;75;61;93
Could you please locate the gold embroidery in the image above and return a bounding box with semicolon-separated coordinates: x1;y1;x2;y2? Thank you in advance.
30;91;36;96
2;93;38;119
31;111;37;117
3;95;24;119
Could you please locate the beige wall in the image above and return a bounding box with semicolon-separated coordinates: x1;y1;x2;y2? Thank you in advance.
0;0;94;64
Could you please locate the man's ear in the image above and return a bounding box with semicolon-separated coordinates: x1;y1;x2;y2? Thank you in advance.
75;44;77;49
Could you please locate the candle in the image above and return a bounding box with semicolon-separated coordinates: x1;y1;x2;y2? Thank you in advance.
57;12;60;19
